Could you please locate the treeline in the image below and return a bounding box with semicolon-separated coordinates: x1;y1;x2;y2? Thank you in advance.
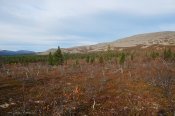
0;46;129;65
48;46;130;66
0;46;174;65
0;55;48;64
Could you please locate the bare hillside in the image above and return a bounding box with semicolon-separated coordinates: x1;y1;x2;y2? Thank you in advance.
40;31;175;55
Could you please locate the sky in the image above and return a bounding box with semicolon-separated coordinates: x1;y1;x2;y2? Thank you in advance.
0;0;175;52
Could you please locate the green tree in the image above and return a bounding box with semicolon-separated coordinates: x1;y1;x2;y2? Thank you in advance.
99;55;104;64
48;52;53;65
53;46;64;65
86;55;90;63
75;59;79;65
150;51;159;59
131;54;134;61
90;56;95;64
118;52;126;74
164;48;172;60
119;52;125;65
107;45;112;61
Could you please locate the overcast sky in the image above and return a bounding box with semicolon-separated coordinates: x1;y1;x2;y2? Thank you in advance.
0;0;175;51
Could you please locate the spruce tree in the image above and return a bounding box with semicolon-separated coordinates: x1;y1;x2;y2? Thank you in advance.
90;56;95;64
86;56;90;63
99;55;104;64
131;54;134;61
164;48;172;60
150;51;159;59
119;52;125;65
119;52;126;74
53;46;64;65
75;59;79;65
107;45;112;61
48;52;53;65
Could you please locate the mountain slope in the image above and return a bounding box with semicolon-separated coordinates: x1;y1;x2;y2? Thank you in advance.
111;31;175;47
40;31;175;55
0;50;35;56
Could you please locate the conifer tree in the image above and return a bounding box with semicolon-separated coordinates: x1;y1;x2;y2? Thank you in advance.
99;55;104;64
131;54;134;61
90;56;95;64
48;52;53;65
119;52;126;74
119;52;125;65
107;45;112;61
150;51;159;59
53;46;64;65
75;59;79;65
164;48;172;60
86;56;90;63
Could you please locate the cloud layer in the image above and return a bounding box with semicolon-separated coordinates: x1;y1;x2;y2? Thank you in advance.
0;0;175;51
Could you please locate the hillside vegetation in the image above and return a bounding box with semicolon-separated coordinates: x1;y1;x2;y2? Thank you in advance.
0;45;175;115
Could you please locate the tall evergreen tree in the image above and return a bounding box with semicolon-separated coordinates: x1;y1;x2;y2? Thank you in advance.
131;54;134;61
86;55;90;63
164;48;172;60
107;45;112;61
99;55;104;64
53;46;64;65
119;52;125;65
150;51;159;59
119;52;126;74
48;52;53;65
90;56;95;64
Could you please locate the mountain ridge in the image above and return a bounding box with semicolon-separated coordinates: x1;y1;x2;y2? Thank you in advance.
39;31;175;55
0;50;35;56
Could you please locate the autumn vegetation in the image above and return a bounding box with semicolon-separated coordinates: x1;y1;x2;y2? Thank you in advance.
0;45;175;115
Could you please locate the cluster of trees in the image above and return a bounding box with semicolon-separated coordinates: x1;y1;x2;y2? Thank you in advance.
150;48;174;60
150;51;159;59
50;44;128;66
63;45;128;66
0;46;65;66
1;45;174;66
0;55;48;65
48;46;64;66
163;48;173;60
84;46;127;66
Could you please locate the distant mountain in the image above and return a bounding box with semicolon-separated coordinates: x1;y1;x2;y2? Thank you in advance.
0;50;35;56
110;31;175;47
39;31;175;55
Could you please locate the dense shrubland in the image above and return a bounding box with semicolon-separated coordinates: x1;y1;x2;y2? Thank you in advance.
0;45;175;115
